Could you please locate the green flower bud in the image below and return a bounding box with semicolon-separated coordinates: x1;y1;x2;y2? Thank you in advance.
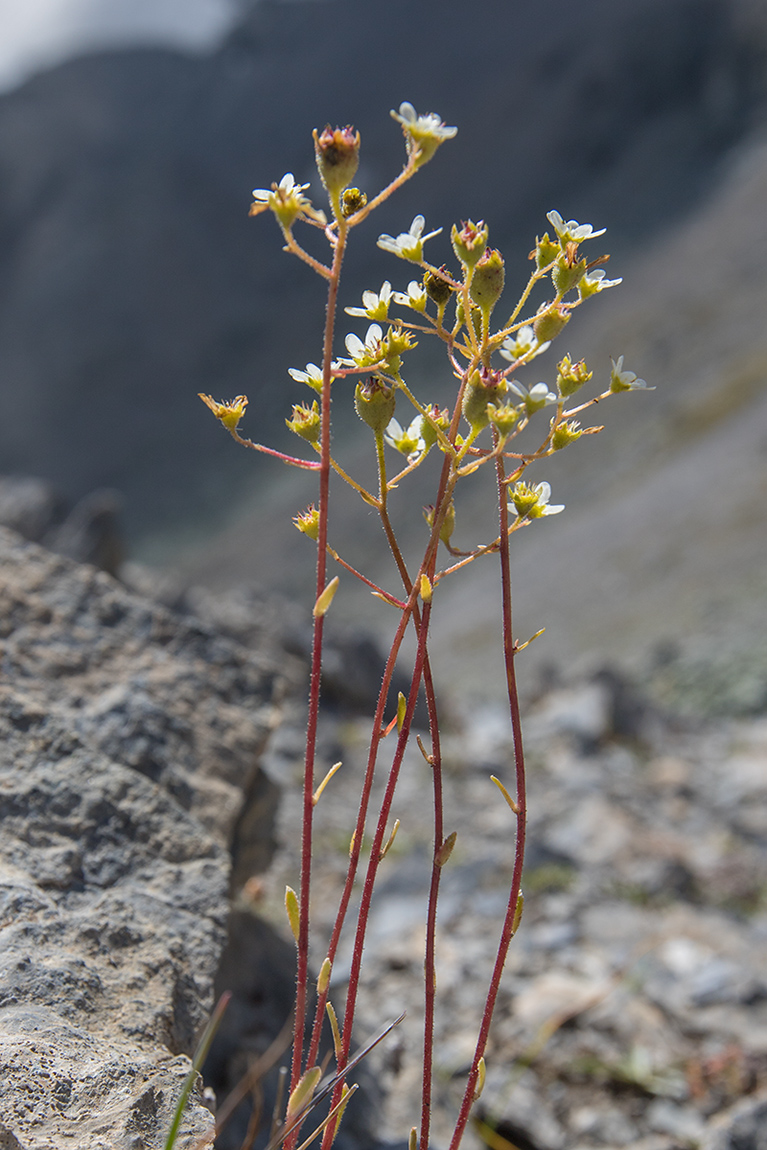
488;401;521;438
313;125;360;199
552;252;588;295
454;296;484;336
551;419;582;450
354;376;396;433
381;326;416;373
293;504;320;541
424;500;456;544
532;232;560;270
286;401;320;443
423;268;455;305
462;368;506;433
556;354;593;398
469;248;505;317
451;220;488;269
533;303;571;343
420;404;450;450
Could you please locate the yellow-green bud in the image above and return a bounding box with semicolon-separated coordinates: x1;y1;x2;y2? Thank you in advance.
424;500;456;545
462;368;506;432
552;252;588;295
313;125;360;198
381;326;416;374
533;303;571;343
355;376;396;433
488;401;521;438
423;268;454;305
293;505;320;541
532;232;560;270
451;220;488;268
286;401;320;443
469;248;505;316
341;187;367;218
556;354;592;398
551;419;582;450
420;404;449;450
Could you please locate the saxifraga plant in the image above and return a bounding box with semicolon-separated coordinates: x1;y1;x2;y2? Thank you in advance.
197;103;650;1150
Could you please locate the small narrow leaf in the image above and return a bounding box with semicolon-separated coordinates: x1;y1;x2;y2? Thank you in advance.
419;573;432;602
326;1001;343;1062
396;691;407;732
512;891;524;935
313;761;342;805
491;775;520;815
317;957;332;996
515;627;545;653
286;1065;322;1124
285;885;300;943
409;1127;418;1150
313;576;340;617
473;1056;486;1101
435;830;458;868
380;819;401;860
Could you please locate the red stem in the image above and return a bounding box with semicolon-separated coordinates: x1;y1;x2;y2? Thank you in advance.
447;446;528;1150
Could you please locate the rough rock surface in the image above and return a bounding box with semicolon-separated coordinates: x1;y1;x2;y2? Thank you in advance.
0;528;285;1149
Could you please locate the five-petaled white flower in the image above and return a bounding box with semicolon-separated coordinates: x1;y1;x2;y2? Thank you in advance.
579;268;623;299
251;172;324;227
507;380;557;415
345;282;393;322
391;102;458;157
500;325;551;364
384;416;425;458
610;356;650;393
341;324;385;368
377;215;442;262
392;281;428;312
546;210;606;243
288;362;341;391
508;480;564;520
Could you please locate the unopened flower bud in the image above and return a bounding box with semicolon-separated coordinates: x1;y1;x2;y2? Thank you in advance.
551;419;582;450
420;404;449;450
424;500;456;545
293;505;320;541
462;367;506;432
552;249;588;295
423;268;454;305
531;232;560;270
556;354;592;398
313;125;360;199
451;220;488;269
286;401;320;443
341;187;367;218
469;248;505;317
355;377;396;433
488;401;521;438
533;303;571;343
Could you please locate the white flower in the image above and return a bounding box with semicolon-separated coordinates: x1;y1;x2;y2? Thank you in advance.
340;324;385;368
507;380;557;415
287;362;341;391
377;215;442;262
392;280;428;312
391;102;457;168
579;268;623;299
251;172;325;227
610;356;650;393
384;416;425;457
546;209;606;243
508;480;564;519
345;282;393;321
500;325;551;364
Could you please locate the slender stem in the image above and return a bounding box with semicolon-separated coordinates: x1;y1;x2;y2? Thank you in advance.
229;432;321;469
288;215;348;1123
447;443;528;1150
420;653;444;1150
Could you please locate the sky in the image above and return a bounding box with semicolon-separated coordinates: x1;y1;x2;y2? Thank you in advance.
0;0;243;91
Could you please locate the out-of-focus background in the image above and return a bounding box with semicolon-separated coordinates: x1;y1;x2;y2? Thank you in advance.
1;0;766;711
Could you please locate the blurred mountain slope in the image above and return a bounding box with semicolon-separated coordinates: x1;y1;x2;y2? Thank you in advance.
0;0;765;545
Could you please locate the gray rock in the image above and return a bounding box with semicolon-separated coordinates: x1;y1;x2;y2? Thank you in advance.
701;1092;767;1150
0;527;285;1149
